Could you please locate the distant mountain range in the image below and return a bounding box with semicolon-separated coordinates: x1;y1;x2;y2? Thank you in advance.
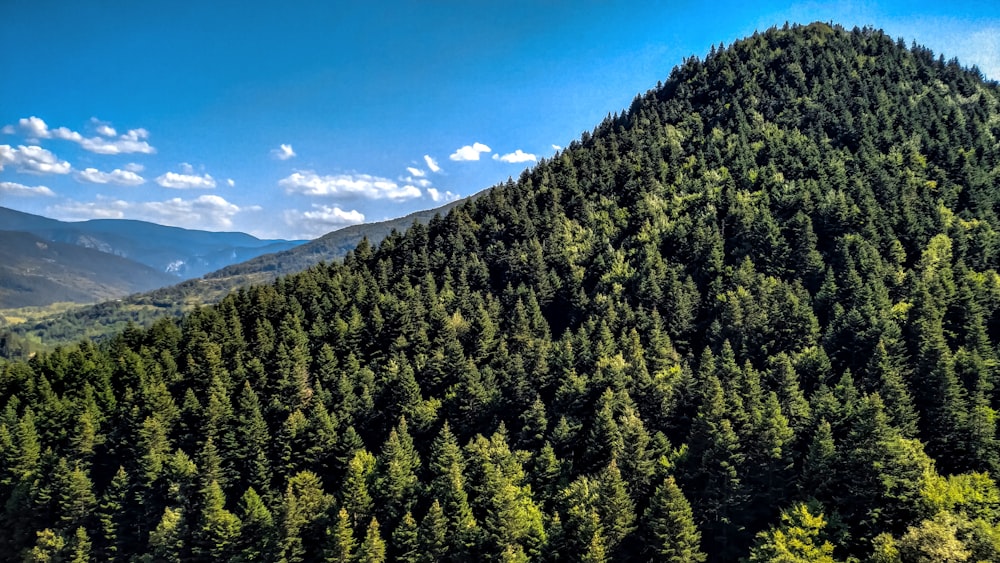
0;206;305;280
2;197;469;348
0;230;180;308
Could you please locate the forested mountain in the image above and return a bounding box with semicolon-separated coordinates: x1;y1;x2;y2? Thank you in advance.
2;22;1000;562
0;207;304;280
0;231;179;308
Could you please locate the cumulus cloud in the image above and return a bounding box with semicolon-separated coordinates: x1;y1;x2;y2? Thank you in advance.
124;162;145;172
285;204;366;238
76;167;146;186
279;171;422;200
449;142;492;161
8;116;155;154
53;195;246;229
0;181;55;197
406;166;426;177
427;188;461;203
18;116;50;140
424;154;441;173
552;144;562;151
0;144;72;175
80;127;154;154
1;125;14;135
227;178;236;187
272;143;296;160
493;149;537;163
156;171;217;189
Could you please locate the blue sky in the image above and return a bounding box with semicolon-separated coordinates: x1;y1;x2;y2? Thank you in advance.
1;1;997;240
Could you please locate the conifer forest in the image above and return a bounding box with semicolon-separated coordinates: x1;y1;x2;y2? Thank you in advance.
3;23;1000;562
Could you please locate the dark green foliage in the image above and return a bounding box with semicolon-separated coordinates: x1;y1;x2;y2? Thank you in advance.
641;476;706;563
3;22;1000;562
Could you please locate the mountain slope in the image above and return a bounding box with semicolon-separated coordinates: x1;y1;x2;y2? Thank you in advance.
2;23;1000;562
0;230;180;308
0;206;304;278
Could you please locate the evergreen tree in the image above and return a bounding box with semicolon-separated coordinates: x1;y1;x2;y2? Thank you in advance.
236;487;277;563
325;508;356;563
641;475;705;562
747;501;841;563
355;517;386;563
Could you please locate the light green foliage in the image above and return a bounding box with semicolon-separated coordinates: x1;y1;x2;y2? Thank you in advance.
748;502;840;563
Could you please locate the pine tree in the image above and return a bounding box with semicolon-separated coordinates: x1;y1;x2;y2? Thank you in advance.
340;449;375;532
355;517;386;563
234;381;273;497
196;480;242;561
281;470;333;563
96;466;129;561
148;507;185;563
418;499;449;562
374;419;421;526
236;486;277;563
325;508;356;563
747;501;841;563
69;526;91;563
640;476;705;563
390;511;419;563
594;460;636;552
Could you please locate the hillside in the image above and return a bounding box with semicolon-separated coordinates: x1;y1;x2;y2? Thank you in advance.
2;23;1000;562
0;230;180;308
1;198;468;351
0;207;304;279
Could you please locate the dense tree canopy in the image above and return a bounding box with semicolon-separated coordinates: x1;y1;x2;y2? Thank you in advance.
2;22;1000;562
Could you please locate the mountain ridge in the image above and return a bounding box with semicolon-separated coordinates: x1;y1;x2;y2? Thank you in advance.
0;206;305;279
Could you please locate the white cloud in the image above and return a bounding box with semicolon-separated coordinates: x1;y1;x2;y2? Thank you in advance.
426;187;461;203
272;143;296;160
493;149;537;163
76;167;146;186
552;144;562;151
424;154;441;173
124;162;145;172
406;166;426;177
1;125;14;135
95;124;117;137
19;116;50;139
52;198;128;219
403;177;432;188
12;116;154;154
449;142;492;161
0;144;72;175
156;171;217;189
0;181;55;197
53;194;245;229
179;162;195;174
279;171;422;200
227;178;235;187
285;204;366;238
78;129;155;154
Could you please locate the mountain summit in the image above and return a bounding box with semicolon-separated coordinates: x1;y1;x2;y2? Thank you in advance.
2;23;1000;562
